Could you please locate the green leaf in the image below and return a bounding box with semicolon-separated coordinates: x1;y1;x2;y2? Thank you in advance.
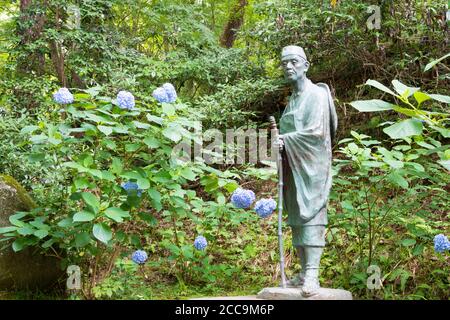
58;217;74;228
34;229;48;239
180;167;197;181
424;53;450;71
111;157;123;174
92;223;112;244
413;91;431;105
428;94;450;104
132;121;151;129
146;114;163;125
366;79;397;96
74;177;90;190
401;238;416;247
9;212;27;227
349;100;394;112
12;239;25;252
391;80;419;97
104;207;130;223
137;177;150;190
101;171;115;181
162;127;182;142
0;226;17;234
143;137;161;149
148;188;162;211
430;125;450;138
437;160;450;171
388;171;409;189
97;125;113;136
162;103;176;116
20;125;40;135
73;210;95;222
17;226;35;236
75;232;91;247
28;153;46;162
125;143;140;152
383;119;423;139
81;192;100;213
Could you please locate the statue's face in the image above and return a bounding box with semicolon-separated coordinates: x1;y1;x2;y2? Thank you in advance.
281;54;309;82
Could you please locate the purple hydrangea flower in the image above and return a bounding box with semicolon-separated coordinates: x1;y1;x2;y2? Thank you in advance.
254;198;277;218
53;88;74;104
131;250;148;264
230;188;255;209
152;87;169;103
162;83;177;103
194;235;208;250
434;234;450;253
116;91;135;110
121;181;143;197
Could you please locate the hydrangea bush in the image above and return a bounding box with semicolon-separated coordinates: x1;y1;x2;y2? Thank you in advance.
254;198;277;218
433;234;450;253
230;188;255;209
1;86;253;296
53;88;74;104
116;91;135;110
131;250;148;264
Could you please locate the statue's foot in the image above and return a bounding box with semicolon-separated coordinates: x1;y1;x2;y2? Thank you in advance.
301;276;320;297
286;272;305;288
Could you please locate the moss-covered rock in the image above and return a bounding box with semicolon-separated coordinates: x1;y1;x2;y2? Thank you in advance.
0;175;63;290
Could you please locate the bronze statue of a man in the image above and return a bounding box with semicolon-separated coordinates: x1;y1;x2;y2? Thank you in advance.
277;45;337;296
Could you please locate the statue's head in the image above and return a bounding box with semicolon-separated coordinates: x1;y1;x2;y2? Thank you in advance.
281;45;309;83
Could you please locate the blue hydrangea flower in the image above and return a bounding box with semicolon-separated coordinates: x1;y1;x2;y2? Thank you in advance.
116;91;135;110
121;181;143;197
152;87;169;103
254;198;277;218
434;234;450;253
230;188;255;209
194;235;208;251
131;250;148;264
162;83;177;103
53;88;74;104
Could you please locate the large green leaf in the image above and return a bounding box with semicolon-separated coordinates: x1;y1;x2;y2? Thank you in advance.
428;94;450;104
383;119;423;139
162;126;182;142
349;100;394;112
180;167;197;181
81;192;100;213
104;207;130;223
143;136;161;149
73;210;95;222
97;125;113;136
391;80;419;97
424;53;450;71
366;79;396;96
388;171;409;189
75;232;91;247
92;223;112;244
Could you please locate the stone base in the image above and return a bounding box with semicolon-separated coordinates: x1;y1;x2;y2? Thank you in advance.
257;287;353;300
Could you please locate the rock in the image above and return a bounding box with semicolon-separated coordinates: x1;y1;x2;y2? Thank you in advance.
257;287;353;300
0;175;63;290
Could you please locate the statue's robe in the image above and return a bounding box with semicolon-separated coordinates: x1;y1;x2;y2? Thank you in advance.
280;79;337;227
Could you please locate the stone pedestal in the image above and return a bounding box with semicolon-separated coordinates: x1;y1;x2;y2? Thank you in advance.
257;287;353;300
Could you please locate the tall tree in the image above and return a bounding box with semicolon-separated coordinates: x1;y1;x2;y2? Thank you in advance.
220;0;247;48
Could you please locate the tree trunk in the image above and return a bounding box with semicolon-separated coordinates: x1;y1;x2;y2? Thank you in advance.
220;0;248;48
17;0;47;75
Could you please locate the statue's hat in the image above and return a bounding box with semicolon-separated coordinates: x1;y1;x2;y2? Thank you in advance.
281;45;308;62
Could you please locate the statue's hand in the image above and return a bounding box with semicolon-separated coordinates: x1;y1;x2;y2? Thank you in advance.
274;135;284;150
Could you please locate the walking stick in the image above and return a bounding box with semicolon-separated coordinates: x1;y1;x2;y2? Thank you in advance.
269;116;287;288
